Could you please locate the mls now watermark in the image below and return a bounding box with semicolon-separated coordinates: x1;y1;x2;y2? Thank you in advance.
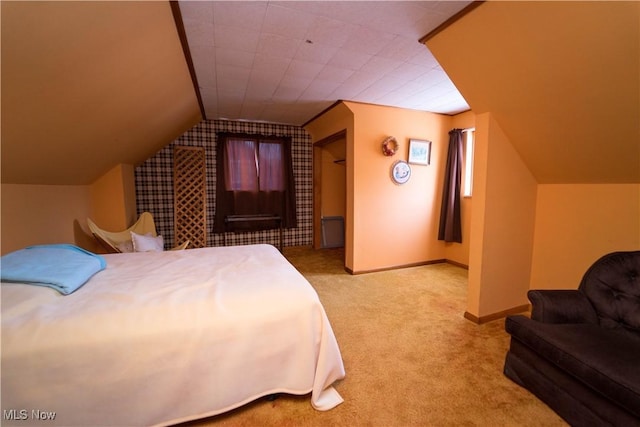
4;409;57;421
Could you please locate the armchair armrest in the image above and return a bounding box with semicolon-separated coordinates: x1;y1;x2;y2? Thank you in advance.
528;290;598;324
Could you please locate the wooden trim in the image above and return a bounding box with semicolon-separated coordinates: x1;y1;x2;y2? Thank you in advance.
419;1;485;45
312;145;323;250
344;258;467;275
313;129;347;148
346;261;446;275
464;304;531;324
170;1;206;121
346;259;447;275
446;259;469;270
304;99;450;126
302;100;344;128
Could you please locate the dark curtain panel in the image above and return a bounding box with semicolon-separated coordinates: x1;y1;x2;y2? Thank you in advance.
438;129;464;243
213;133;297;233
224;139;258;191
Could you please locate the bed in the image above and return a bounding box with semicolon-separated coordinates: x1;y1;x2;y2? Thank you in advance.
1;244;345;426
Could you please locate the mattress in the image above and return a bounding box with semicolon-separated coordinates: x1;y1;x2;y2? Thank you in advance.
1;244;345;426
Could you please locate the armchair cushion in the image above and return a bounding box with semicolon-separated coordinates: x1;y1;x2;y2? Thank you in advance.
580;251;640;332
506;315;640;418
504;251;640;426
528;289;598;324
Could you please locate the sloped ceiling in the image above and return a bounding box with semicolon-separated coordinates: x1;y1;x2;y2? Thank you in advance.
425;1;640;184
5;1;636;186
179;1;473;125
1;1;202;185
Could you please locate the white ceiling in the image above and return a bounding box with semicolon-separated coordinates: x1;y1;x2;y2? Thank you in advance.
178;1;472;126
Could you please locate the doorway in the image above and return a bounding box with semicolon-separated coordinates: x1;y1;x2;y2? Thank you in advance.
313;130;347;261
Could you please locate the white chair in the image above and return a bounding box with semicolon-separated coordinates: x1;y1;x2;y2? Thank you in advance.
88;212;189;253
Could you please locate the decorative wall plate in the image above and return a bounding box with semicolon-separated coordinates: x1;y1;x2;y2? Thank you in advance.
391;160;411;185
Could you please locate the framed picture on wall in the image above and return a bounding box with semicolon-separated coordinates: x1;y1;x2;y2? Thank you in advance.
408;139;431;165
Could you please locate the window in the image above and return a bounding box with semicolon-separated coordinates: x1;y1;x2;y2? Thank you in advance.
258;142;286;191
213;133;297;233
224;138;285;192
462;128;475;197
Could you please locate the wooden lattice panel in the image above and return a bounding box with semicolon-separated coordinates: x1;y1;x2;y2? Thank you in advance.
173;146;207;248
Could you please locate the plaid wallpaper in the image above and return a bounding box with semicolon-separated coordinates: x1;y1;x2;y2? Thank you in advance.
135;120;313;249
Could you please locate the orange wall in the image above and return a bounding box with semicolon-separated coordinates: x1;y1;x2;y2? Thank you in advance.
1;164;137;255
466;115;639;320
2;1;202;185
465;114;638;320
424;1;639;185
321;138;347;218
305;101;473;273
304;103;356;268
531;184;640;289
1;183;94;254
89;163;137;230
468;113;538;318
343;102;450;273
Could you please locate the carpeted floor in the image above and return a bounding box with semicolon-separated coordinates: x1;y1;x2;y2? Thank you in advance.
181;246;566;426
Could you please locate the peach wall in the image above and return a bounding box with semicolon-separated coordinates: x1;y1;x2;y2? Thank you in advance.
1;165;138;255
2;1;202;185
321;138;346;218
531;184;640;290
467;113;538;318
89;163;137;230
424;1;639;185
0;184;94;254
343;102;450;273
466;119;489;318
304;103;355;268
305;101;465;273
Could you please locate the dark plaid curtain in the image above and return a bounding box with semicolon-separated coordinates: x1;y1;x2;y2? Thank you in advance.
213;133;297;233
438;129;464;243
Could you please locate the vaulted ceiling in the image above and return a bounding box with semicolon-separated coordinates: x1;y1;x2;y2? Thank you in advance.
1;0;471;185
178;1;473;125
1;1;202;185
2;1;638;186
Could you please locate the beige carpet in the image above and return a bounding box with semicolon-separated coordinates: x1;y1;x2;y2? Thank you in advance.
181;246;566;427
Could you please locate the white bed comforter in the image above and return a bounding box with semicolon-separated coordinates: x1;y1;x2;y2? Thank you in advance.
1;244;345;426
